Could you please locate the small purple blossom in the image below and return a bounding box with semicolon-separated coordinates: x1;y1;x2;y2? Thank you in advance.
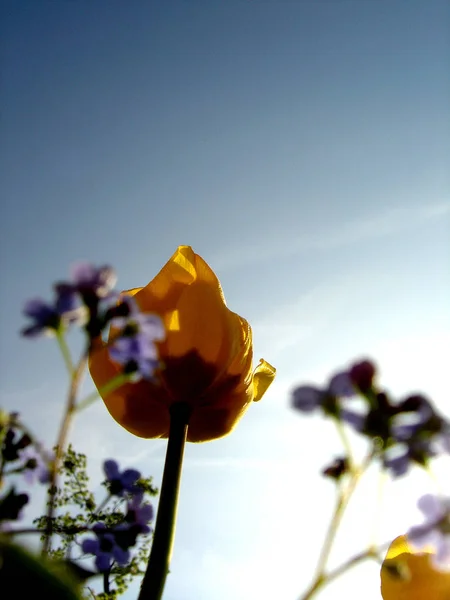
408;494;450;571
392;395;435;441
81;494;153;573
125;494;153;534
108;299;165;380
103;460;141;496
328;372;355;397
349;360;376;393
22;263;118;339
340;408;366;431
382;440;434;478
82;523;130;572
291;386;322;412
21;289;81;338
70;263;117;299
291;369;356;417
20;447;53;485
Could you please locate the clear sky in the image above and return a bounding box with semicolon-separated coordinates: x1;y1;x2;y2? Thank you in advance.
1;1;449;599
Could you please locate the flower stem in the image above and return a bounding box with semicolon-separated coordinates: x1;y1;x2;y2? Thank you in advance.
298;450;374;600
334;419;355;470
42;352;87;556
138;402;191;600
56;331;75;376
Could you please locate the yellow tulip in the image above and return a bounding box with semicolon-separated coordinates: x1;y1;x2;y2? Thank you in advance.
89;246;275;443
380;535;450;599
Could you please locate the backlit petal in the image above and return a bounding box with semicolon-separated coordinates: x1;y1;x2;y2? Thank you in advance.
253;359;276;402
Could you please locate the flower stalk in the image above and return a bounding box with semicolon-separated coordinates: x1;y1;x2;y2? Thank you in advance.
138;402;191;600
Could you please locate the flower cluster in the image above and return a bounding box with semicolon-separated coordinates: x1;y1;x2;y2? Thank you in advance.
81;460;154;572
0;412;52;527
291;359;450;478
21;263;165;383
408;494;450;571
21;263;117;338
107;297;165;381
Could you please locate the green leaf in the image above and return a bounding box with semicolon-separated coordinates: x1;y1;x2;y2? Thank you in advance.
0;538;83;599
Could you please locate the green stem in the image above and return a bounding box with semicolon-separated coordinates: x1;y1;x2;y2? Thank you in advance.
300;546;380;599
42;352;87;556
334;419;355;470
298;450;374;600
138;402;191;600
56;331;75;376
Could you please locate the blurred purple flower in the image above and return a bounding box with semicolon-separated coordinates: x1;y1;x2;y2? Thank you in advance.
82;523;130;572
291;386;322;412
349;360;376;393
21;287;81;338
22;263;118;339
103;460;141;497
20;447;53;484
392;395;435;441
340;408;366;431
112;495;154;549
408;494;450;571
291;369;356;417
382;439;435;478
108;300;165;380
328;372;355;397
125;494;153;534
70;263;117;300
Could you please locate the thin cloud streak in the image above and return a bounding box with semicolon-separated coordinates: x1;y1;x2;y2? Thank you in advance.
212;201;450;272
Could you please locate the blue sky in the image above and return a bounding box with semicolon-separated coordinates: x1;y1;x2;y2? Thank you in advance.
1;1;449;599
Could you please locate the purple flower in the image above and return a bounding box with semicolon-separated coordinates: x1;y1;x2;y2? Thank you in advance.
340;408;366;431
438;425;450;454
81;494;153;573
349;360;376;393
22;263;117;339
408;494;450;571
70;263;117;299
21;288;80;338
382;440;433;478
108;300;165;380
328;372;356;397
112;496;154;549
20;447;53;485
291;369;356;417
82;523;130;572
291;386;322;413
392;395;434;441
103;460;141;496
125;494;153;534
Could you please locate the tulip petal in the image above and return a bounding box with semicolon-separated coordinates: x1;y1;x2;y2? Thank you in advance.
165;280;229;364
253;359;276;402
386;536;413;560
89;339;170;439
380;534;450;600
131;247;200;315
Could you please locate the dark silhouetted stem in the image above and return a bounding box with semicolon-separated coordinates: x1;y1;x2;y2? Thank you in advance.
138;402;190;600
